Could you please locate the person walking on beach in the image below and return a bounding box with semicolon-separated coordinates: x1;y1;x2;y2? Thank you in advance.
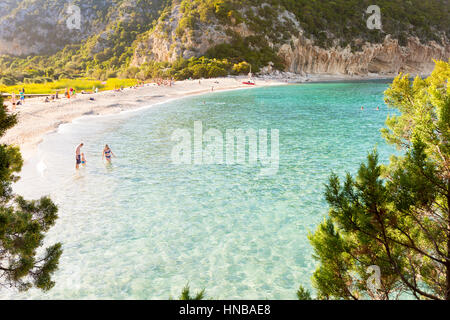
19;90;25;105
75;143;84;169
102;144;116;164
11;92;16;111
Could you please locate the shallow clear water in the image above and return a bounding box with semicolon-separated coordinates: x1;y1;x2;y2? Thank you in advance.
4;82;396;299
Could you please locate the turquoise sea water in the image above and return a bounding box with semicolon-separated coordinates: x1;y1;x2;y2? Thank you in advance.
4;82;396;299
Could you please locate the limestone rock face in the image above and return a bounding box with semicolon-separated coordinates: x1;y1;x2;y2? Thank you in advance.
132;1;449;76
131;4;254;66
0;0;111;56
0;0;162;56
279;34;450;76
131;4;301;66
2;0;448;76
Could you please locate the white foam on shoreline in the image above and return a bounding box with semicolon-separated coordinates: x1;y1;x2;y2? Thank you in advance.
4;77;288;163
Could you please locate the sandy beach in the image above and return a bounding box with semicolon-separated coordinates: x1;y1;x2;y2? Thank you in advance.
1;74;393;162
2;76;288;161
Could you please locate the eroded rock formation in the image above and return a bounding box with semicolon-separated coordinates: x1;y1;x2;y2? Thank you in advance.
279;34;449;76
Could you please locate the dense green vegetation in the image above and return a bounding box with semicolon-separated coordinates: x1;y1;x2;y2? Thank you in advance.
205;36;284;72
278;0;448;48
125;56;253;81
0;0;169;85
0;95;62;291
168;0;448;53
298;61;450;300
0;0;448;86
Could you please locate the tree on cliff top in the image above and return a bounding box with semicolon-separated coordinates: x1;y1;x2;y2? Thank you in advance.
0;96;62;292
299;60;450;300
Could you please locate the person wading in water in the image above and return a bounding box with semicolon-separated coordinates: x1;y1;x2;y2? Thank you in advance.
75;143;84;169
102;144;116;164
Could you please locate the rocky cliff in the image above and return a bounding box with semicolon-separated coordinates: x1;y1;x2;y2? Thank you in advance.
0;0;111;56
1;0;449;78
131;2;449;77
278;34;450;77
0;0;164;56
131;4;264;65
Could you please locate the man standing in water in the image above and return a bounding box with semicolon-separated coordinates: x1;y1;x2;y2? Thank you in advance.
75;143;84;169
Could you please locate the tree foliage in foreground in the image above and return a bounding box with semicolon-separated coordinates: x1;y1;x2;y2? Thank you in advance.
169;284;206;300
300;60;450;300
0;96;62;292
179;284;206;300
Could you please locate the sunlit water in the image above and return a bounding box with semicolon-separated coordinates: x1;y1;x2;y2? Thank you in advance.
3;82;396;299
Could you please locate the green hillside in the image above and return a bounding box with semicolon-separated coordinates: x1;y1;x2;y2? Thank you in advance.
0;0;448;85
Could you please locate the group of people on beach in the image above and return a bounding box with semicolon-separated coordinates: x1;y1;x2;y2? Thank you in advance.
10;86;101;107
43;92;60;103
42;87;81;103
155;78;174;87
9;88;25;111
75;143;116;170
7;79;178;111
65;87;78;99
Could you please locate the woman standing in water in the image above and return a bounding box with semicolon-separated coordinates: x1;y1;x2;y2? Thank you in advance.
102;144;116;164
